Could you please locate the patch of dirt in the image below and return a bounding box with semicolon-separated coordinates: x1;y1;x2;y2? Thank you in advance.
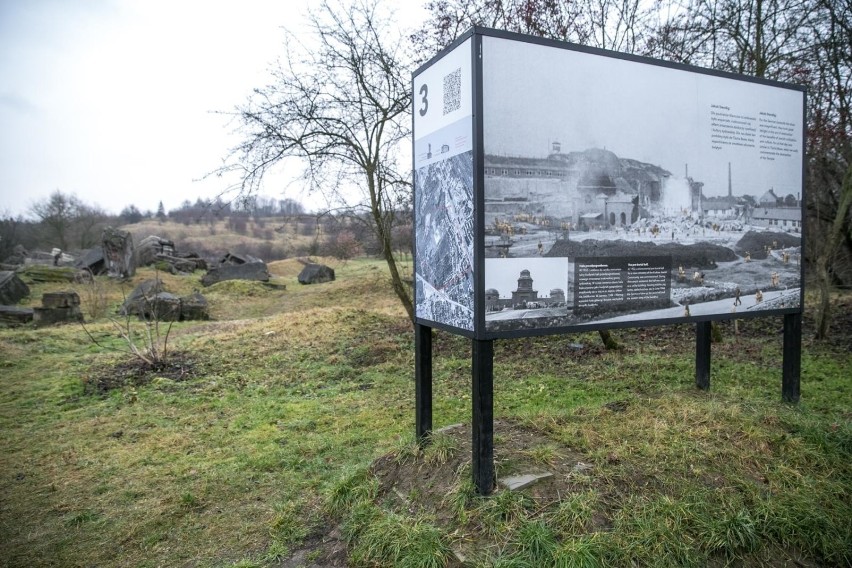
292;420;615;567
82;351;200;395
281;418;677;566
275;529;349;568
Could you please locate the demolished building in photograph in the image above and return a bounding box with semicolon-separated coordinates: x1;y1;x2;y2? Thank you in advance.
484;145;671;229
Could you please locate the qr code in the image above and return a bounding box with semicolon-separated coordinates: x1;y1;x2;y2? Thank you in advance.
443;68;461;115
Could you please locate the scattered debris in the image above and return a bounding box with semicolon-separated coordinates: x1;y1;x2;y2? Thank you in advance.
165;252;207;272
499;471;554;491
133;235;207;274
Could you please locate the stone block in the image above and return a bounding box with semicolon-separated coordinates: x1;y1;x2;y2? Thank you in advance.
42;291;81;309
33;306;83;327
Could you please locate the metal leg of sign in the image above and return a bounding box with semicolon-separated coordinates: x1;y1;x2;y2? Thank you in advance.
696;321;712;391
415;323;433;445
782;313;801;404
472;339;495;495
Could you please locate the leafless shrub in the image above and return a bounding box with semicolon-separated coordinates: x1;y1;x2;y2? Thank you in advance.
80;270;109;320
81;275;174;367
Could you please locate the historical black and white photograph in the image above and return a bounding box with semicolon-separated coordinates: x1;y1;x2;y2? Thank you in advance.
481;36;804;333
484;257;570;326
415;150;475;331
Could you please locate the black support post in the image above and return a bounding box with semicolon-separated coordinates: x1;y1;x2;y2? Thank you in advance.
472;338;495;495
782;313;802;404
696;321;712;390
415;324;433;444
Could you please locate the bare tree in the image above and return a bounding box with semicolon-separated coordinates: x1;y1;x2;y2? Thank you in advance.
412;0;653;61
803;0;852;337
217;0;414;320
74;203;109;249
412;0;586;54
29;190;108;251
29;191;81;250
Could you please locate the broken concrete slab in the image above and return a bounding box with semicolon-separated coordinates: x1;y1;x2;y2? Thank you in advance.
33;306;84;326
137;235;176;266
0;305;34;326
17;265;87;283
219;252;262;265
120;279;166;317
297;263;335;285
173;252;207;271
74;247;106;275
201;261;270;287
120;279;209;321
42;291;82;309
145;292;182;322
102;226;136;278
0;271;30;305
179;291;209;321
154;254;198;274
498;472;553;491
33;291;84;327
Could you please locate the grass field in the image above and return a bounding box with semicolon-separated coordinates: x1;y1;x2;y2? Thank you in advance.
1;258;850;567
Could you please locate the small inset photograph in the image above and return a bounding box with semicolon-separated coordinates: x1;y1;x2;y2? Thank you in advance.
485;257;570;324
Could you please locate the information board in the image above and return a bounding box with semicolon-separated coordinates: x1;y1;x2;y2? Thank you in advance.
413;28;806;339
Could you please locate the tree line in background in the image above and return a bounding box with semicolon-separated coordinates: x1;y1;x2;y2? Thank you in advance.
0;189;412;264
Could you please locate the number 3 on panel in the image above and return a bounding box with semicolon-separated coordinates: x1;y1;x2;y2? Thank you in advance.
419;84;428;117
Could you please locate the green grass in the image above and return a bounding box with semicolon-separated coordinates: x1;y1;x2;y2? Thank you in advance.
1;262;850;567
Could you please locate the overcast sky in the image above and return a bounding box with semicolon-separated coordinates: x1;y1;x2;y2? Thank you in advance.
0;0;428;217
482;36;805;200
